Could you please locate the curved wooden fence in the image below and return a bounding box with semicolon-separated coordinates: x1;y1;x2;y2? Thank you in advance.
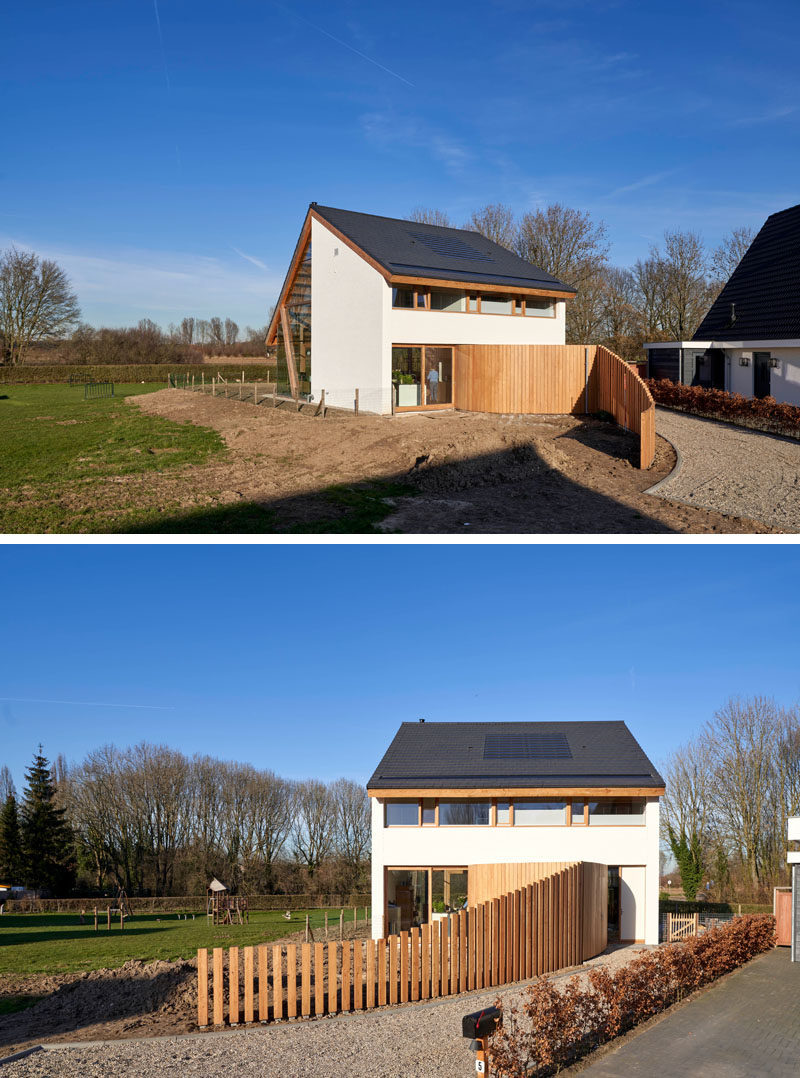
196;862;607;1029
452;344;655;468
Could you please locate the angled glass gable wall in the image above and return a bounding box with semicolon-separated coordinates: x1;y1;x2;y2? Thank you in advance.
275;239;312;398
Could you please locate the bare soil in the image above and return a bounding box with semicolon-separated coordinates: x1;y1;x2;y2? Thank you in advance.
0;924;370;1055
123;391;771;533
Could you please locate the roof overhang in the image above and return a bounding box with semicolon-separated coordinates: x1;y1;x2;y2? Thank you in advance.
645;339;800;350
368;785;665;798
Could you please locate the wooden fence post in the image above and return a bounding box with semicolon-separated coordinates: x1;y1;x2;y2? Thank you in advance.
271;945;282;1022
340;909;343;940
286;944;297;1018
325;911;328;939
354;939;363;1011
94;907;98;932
378;937;387;1007
355;388;359;415
314;941;324;1015
107;907;111;931
197;948;209;1027
305;913;309;942
244;946;254;1023
229;947;240;1025
328;941;338;1014
213;948;224;1026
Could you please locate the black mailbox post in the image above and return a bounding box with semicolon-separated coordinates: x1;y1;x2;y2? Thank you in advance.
463;1007;502;1075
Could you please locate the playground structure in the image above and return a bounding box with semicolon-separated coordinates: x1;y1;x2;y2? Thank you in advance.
207;878;249;925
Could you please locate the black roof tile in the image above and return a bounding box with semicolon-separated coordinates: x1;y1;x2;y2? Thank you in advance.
313;205;576;295
367;721;664;790
694;203;800;341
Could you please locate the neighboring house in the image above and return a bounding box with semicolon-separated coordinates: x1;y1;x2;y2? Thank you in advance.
265;204;575;414
646;203;800;404
367;720;664;946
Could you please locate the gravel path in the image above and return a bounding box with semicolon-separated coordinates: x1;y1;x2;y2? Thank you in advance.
2;946;648;1078
649;408;800;531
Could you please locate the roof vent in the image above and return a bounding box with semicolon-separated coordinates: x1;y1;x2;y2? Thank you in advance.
483;733;572;760
729;302;737;327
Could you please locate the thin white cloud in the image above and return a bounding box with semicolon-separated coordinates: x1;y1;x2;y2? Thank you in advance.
232;246;269;271
728;104;798;127
0;696;175;710
606;169;681;199
360;112;473;175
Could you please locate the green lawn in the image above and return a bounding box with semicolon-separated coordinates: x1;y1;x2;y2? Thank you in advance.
0;909;367;975
0;383;225;533
0;384;410;533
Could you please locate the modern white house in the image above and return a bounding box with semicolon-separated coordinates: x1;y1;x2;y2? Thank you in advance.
368;720;664;947
646;203;800;405
266;205;575;414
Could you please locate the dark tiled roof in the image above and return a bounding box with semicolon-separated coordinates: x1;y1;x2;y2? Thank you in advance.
367;721;664;790
694;203;800;341
312;205;575;295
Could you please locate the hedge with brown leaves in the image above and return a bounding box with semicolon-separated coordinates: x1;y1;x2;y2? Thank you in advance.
647;378;800;436
489;915;775;1077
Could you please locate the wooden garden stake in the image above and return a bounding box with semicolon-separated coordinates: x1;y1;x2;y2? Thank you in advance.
107;907;111;931
94;907;98;932
340;910;344;940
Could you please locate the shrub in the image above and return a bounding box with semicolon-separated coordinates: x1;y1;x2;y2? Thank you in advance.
489;915;775;1077
0;364;277;385
647;378;800;436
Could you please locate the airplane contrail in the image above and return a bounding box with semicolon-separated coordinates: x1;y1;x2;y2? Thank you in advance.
0;697;176;711
153;0;171;92
272;3;414;88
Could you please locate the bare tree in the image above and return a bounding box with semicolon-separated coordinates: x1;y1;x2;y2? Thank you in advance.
466;203;516;249
653;231;712;339
660;740;714;899
0;766;15;802
710;226;756;287
180;317;195;345
631;255;669;342
291;780;336;878
208;317;225;350
599;267;639;359
223;318;239;347
331;778;370;887
0;247;80;364
195;319;210;345
406;206;452;226
516;204;610;343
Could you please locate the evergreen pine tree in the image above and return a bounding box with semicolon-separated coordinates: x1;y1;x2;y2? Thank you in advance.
19;747;75;895
0;794;22;882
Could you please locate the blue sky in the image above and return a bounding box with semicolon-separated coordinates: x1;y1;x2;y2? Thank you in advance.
2;543;799;795
3;0;800;328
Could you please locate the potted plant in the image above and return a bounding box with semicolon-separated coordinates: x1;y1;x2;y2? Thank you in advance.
393;370;420;406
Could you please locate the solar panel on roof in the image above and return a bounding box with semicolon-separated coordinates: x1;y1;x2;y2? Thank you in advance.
483;733;572;760
408;231;494;263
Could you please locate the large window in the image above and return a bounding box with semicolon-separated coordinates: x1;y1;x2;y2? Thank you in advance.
275;239;312;398
385;800;420;826
439;800;491;825
588;799;645;825
392;287;415;308
513;801;566;825
431;869;468;913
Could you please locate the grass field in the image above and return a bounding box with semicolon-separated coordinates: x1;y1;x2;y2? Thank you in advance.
0;384;224;532
0;909;368;975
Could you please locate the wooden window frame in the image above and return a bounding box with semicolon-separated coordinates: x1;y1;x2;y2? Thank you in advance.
587;797;648;827
511;799;569;827
384;865;469;935
384;799;421;828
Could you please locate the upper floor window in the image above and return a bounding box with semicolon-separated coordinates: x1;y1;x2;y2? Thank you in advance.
439;800;491;826
392;287;415;308
385;800;419;826
430;290;466;312
480;293;512;315
588;799;645;824
514;801;566;825
525;298;555;317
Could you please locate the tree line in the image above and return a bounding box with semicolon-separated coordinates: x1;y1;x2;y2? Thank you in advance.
408;204;754;361
0;745;370;899
660;696;800;902
62;318;269;365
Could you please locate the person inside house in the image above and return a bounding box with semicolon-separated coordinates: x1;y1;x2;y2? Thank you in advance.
426;364;439;403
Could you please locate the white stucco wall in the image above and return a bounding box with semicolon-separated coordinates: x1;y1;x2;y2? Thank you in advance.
386;300;566;348
371;797;660;946
726;348;800;405
310;217;388;413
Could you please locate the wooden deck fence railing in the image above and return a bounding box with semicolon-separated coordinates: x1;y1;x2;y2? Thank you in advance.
666;911;700;941
594;345;655;470
197;862;607;1029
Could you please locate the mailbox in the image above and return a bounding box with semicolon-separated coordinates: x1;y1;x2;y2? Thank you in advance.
462;1007;502;1040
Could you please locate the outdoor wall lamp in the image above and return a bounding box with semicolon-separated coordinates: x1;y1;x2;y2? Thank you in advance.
739;356;751;366
770;357;780;369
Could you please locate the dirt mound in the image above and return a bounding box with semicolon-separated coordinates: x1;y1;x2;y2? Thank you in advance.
0;959;197;1052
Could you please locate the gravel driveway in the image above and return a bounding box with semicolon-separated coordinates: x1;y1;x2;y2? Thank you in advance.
649;408;800;531
2;946;646;1078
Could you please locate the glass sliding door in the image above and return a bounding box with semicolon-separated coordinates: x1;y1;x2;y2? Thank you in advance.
424;347;453;405
393;345;454;409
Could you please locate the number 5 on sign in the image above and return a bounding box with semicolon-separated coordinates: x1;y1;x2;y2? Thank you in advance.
475;1062;485;1074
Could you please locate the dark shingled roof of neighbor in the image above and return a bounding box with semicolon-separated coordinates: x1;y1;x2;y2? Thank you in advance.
312;205;576;295
367;721;664;790
694;203;800;341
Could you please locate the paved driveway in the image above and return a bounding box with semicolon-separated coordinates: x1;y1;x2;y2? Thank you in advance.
580;947;798;1077
650;409;800;531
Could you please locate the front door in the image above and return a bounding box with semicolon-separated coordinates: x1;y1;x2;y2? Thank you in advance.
619;866;646;942
754;352;771;398
393;345;454;409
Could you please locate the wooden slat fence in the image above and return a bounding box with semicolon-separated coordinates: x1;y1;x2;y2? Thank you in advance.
197;862;607;1029
667;911;699;941
452;344;655;469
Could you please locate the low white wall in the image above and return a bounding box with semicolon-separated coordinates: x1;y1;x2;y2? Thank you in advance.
726;348;800;406
371;798;660;945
